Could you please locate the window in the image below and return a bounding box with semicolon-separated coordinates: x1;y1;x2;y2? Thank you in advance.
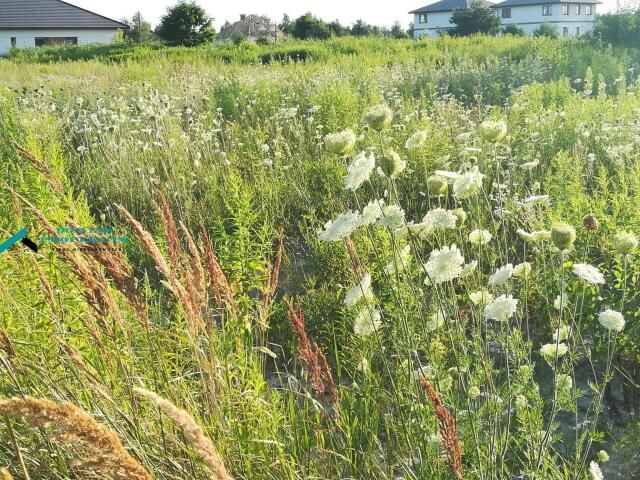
419;13;428;23
563;26;569;36
35;37;78;47
502;7;512;18
10;37;16;47
542;5;552;15
576;26;581;35
576;4;581;14
585;4;593;14
562;4;569;14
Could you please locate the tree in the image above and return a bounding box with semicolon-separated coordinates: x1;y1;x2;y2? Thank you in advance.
351;19;374;36
449;0;501;36
279;14;294;35
502;23;526;36
327;19;350;37
121;12;154;43
390;21;410;39
156;1;215;46
291;13;331;40
533;22;559;38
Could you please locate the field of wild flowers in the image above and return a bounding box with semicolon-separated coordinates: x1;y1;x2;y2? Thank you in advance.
1;35;640;479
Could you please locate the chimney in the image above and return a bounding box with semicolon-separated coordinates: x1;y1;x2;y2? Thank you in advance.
240;14;246;21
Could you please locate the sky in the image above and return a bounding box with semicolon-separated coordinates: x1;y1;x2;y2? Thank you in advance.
69;0;618;29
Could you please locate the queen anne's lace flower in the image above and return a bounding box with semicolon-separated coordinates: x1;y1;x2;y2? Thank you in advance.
553;325;572;342
488;264;514;286
345;274;374;309
424;244;464;285
540;342;569;360
460;260;478;278
572;263;605;285
427;309;446;331
469;229;492;245
589;461;603;480
453;166;484;199
361;199;385;226
378;205;405;229
598;309;625;332
422;208;458;231
554;293;570;311
470;290;494;306
354;308;382;336
318;211;362;242
344;152;375;191
513;262;532;278
325;129;356;155
556;374;573;392
405;130;428;149
517;229;551;243
483;295;518;321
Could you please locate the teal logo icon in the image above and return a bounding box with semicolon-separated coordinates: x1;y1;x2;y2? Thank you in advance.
0;227;38;254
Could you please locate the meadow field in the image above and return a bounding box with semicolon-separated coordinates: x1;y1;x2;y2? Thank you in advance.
1;36;640;479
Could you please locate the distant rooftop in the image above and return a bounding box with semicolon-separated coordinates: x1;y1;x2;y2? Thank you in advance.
409;0;494;14
218;14;285;41
491;0;600;6
0;0;128;29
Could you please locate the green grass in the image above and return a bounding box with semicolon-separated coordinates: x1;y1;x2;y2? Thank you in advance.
0;36;639;479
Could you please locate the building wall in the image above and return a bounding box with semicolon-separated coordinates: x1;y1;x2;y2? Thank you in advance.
497;3;597;35
413;3;597;38
413;12;455;38
0;29;119;55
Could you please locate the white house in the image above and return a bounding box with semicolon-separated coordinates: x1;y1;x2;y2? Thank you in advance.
410;0;495;38
410;0;600;37
0;0;128;56
490;0;600;36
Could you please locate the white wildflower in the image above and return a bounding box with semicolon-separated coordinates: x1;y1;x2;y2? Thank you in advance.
354;308;382;337
598;309;625;332
572;263;605;285
405;130;428;149
345;152;375;191
384;245;412;275
483;294;518;321
589;461;603;480
318;211;362;242
553;325;572;342
423;245;465;285
427;309;446;331
361;199;385;226
345;274;375;309
469;229;492;245
540;342;569;360
554;293;570;311
422;208;458;231
513;262;532;278
460;260;478;278
488;264;514;287
453;166;484;199
470;290;494;306
378;205;405;229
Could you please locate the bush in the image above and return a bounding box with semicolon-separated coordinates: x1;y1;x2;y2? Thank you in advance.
533;22;559;38
502;23;526;36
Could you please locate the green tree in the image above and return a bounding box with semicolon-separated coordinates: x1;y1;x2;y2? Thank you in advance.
279;14;294;35
156;1;215;46
390;21;410;39
502;23;526;36
121;12;154;43
449;0;501;36
327;19;350;37
533;22;559;38
593;10;640;45
291;13;331;40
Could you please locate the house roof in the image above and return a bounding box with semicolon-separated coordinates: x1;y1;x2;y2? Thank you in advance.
217;15;285;41
409;0;493;13
0;0;128;29
490;0;600;6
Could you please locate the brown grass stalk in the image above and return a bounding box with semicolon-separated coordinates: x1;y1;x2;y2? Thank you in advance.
0;467;13;479
344;237;364;279
284;298;339;407
419;378;464;479
12;141;64;194
200;226;236;318
0;397;151;480
154;189;184;270
259;229;284;329
134;388;232;480
180;221;206;309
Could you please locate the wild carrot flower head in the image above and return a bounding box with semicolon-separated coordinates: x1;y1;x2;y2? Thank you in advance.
589;461;603;480
345;274;375;309
423;208;458;231
469;290;494;306
612;230;638;255
405;130;428;149
540;342;569;361
378;205;405;229
477;119;507;143
378;149;406;178
469;229;492;245
483;295;518;321
598;309;625;332
423;244;464;285
551;223;576;251
513;262;532;278
318;211;362;242
361;199;385;226
488;264;514;287
364;104;393;131
453;166;484;199
572;263;605;285
325;129;356;155
354;307;382;336
344;152;375;191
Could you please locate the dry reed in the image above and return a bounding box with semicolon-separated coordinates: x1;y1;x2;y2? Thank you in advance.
0;468;13;480
0;397;151;480
284;298;339;407
134;388;232;480
200;226;236;317
419;378;464;479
